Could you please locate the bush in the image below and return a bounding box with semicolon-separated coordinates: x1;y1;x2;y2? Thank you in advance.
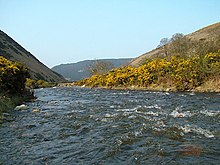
26;78;57;89
75;51;220;91
202;51;220;75
0;56;29;95
0;56;33;122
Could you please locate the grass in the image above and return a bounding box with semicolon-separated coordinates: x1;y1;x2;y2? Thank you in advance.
0;93;24;123
194;75;220;92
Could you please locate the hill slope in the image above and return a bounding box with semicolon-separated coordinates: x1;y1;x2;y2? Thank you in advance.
0;30;65;82
52;58;132;81
129;22;220;67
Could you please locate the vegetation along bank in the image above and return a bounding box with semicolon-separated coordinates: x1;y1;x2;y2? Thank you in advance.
75;52;219;92
0;56;56;123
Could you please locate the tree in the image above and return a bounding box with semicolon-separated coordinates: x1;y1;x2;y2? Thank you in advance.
158;38;170;47
169;33;191;57
87;60;113;75
158;38;170;57
170;33;184;42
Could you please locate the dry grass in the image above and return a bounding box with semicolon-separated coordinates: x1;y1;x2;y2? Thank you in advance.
194;75;220;92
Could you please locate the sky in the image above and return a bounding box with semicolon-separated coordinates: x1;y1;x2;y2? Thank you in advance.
0;0;219;68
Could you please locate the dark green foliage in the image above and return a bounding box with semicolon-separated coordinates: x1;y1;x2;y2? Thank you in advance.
0;56;30;95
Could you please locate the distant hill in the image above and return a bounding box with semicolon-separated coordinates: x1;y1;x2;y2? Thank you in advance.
128;22;220;67
0;30;65;82
52;58;132;81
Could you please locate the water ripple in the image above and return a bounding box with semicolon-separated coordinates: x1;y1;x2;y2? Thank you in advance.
0;87;220;164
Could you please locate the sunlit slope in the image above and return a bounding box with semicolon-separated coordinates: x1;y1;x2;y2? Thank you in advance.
129;22;220;67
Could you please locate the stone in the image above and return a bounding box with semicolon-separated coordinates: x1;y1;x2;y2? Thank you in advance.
32;108;40;113
179;144;202;156
14;104;28;111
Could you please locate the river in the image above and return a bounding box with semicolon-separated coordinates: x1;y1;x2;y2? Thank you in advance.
0;87;220;164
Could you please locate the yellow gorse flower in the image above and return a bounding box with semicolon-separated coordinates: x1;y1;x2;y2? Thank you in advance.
75;51;220;91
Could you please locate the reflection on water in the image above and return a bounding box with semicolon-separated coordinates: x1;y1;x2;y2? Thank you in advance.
0;87;220;164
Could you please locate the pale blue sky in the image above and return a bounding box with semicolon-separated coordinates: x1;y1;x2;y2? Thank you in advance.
0;0;219;67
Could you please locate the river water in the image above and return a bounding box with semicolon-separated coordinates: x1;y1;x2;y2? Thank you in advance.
0;87;220;164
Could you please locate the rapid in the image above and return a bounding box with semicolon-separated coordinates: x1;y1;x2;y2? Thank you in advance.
0;87;220;164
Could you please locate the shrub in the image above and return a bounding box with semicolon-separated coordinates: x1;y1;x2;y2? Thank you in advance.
26;78;57;89
75;51;220;91
0;56;29;94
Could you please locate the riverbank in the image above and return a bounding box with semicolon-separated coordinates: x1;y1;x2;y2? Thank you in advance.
72;52;220;93
59;76;220;93
0;91;35;123
0;94;22;123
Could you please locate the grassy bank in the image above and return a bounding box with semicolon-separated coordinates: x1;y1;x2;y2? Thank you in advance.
26;78;57;89
0;94;22;123
67;78;220;93
0;56;34;123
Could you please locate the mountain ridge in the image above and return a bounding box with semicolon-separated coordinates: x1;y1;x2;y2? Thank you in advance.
0;30;65;82
52;58;132;81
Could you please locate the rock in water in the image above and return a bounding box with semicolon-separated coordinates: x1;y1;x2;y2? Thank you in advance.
14;104;28;111
32;108;40;113
179;144;202;156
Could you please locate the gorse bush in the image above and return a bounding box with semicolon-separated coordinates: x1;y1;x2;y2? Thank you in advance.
0;56;29;94
202;52;220;74
170;56;202;90
26;78;57;89
0;56;55;94
75;51;220;91
0;56;31;119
